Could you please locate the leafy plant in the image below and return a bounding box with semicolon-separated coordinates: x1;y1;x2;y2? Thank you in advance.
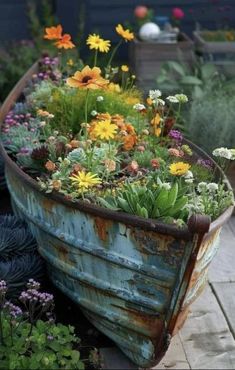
99;181;188;223
156;60;225;99
40;86;142;134
0;280;85;370
187;89;235;152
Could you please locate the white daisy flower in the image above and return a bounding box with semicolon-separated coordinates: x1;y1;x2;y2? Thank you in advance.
149;89;162;100
166;96;179;103
133;103;146;111
212;147;232;160
175;94;188;103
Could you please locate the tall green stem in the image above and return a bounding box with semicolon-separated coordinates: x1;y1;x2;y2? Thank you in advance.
107;40;122;68
84;89;90;140
93;49;98;67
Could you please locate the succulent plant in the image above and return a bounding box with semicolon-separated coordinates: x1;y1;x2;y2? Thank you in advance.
0;215;45;300
0;253;45;300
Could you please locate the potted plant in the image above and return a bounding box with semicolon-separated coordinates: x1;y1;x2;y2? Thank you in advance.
129;5;194;92
0;24;234;367
194;29;235;76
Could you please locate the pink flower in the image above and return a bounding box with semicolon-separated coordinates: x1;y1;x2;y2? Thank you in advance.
134;5;148;19
172;7;185;20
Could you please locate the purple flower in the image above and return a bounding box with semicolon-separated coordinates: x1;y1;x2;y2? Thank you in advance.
27;279;40;290
4;301;22;318
168;129;183;142
197;158;213;169
47;335;54;341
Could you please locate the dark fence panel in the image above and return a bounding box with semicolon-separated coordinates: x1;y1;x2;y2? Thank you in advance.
57;0;235;41
1;0;235;47
0;0;29;43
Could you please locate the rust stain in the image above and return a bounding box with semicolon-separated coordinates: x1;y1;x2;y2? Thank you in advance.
114;304;164;338
57;245;69;261
42;197;55;213
93;216;113;242
197;228;221;261
172;307;190;336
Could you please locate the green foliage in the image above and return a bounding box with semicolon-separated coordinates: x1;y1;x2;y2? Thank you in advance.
190;163;214;183
0;0;57;102
187;90;235;152
0;318;84;370
156;60;224;99
26;0;57;49
202;30;235;42
0;43;39;102
0;281;85;370
189;183;234;220
43;86;142;134
99;181;188;222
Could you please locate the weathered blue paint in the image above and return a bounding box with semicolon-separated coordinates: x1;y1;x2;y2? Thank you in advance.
0;64;233;367
4;163;223;367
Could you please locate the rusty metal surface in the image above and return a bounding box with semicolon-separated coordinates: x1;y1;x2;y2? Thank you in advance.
0;63;234;367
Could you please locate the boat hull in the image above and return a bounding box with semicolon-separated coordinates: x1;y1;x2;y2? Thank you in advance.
0;63;233;367
5;163;223;367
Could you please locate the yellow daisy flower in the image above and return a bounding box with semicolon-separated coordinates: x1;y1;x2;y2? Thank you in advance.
121;65;129;72
93;119;118;140
86;34;111;53
69;171;101;192
116;24;134;41
169;162;191;176
107;82;121;93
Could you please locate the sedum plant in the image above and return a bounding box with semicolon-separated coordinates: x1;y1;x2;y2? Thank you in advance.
1;23;234;225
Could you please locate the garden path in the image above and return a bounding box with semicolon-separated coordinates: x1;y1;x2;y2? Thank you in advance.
101;216;235;369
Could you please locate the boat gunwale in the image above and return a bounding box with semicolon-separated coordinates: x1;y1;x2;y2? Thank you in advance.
0;61;234;239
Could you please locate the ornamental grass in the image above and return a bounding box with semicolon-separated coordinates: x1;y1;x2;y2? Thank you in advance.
1;24;234;225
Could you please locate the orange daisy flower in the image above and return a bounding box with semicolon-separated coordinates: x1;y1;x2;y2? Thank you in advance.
123;134;137;151
44;25;63;40
67;65;109;90
55;34;75;49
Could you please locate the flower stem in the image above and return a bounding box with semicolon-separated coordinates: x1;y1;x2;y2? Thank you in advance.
94;49;98;67
84;89;90;140
107;40;122;68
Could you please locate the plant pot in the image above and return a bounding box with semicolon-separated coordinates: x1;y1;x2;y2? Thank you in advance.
129;33;194;93
194;31;235;78
0;64;234;368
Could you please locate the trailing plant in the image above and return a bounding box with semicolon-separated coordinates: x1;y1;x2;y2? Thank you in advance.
0;280;85;370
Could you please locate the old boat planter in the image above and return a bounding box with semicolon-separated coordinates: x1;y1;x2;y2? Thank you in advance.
0;65;234;367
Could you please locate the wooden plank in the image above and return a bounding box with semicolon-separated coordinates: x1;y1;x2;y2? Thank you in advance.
153;334;190;369
100;347;138;369
208;223;235;283
179;285;235;369
212;282;235;337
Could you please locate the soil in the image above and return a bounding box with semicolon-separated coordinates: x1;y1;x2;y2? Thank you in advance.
0;188;114;368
